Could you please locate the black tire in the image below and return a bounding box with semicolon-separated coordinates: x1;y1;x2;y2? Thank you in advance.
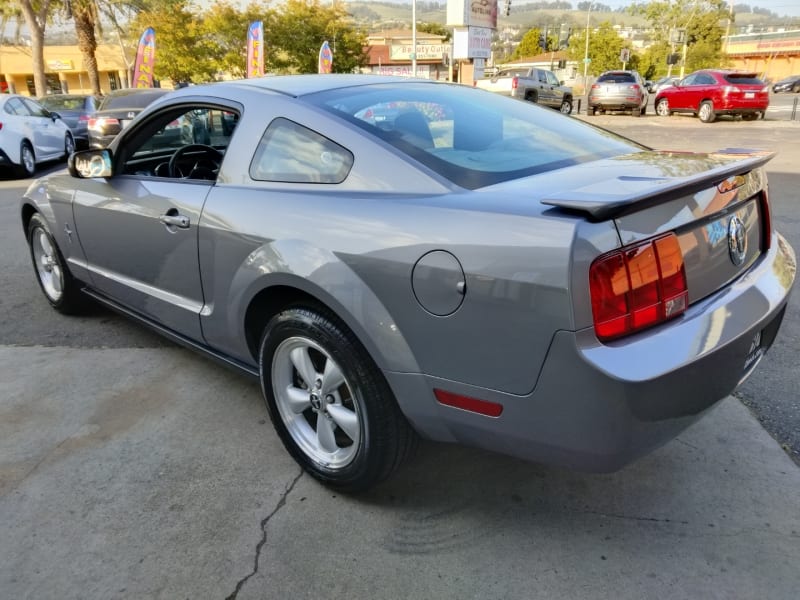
655;98;671;117
742;113;758;121
698;100;716;123
632;106;642;117
16;141;36;178
559;98;573;114
259;306;417;492
27;213;88;314
526;91;538;104
64;132;75;159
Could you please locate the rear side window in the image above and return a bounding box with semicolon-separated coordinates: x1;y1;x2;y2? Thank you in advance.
597;73;635;83
250;118;353;184
724;73;764;85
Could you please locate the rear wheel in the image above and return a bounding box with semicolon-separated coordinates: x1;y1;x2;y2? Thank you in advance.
742;113;758;121
698;101;716;123
525;91;538;104
655;98;671;117
559;98;572;114
27;213;87;314
259;306;417;492
17;141;35;178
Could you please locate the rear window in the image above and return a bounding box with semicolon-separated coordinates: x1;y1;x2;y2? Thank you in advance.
306;82;644;189
100;91;167;110
597;73;636;83
40;96;89;110
723;73;764;85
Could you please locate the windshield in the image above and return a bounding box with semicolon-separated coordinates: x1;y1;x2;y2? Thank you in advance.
306;82;645;189
597;73;636;83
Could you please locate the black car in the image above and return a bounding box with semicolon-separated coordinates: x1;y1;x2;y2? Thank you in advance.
38;94;101;149
88;88;169;149
772;75;800;93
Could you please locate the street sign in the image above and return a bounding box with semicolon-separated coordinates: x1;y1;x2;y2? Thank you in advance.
583;57;591;64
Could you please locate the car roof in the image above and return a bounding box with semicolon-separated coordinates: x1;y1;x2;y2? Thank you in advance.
207;74;438;98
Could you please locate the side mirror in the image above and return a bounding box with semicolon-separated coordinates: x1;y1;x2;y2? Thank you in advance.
69;149;113;178
50;112;61;121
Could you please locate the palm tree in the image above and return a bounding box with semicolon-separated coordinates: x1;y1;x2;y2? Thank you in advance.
66;0;101;94
14;0;55;96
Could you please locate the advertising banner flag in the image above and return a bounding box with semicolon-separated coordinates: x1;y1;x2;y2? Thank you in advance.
132;28;156;88
318;41;333;74
247;21;264;78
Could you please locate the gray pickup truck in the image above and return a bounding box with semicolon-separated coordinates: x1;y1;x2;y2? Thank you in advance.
476;67;573;114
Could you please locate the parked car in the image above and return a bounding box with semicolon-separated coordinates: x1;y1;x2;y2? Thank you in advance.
0;94;74;178
475;66;574;114
654;70;769;122
88;88;170;148
587;70;649;116
21;75;795;491
38;93;100;149
649;76;679;94
772;74;800;93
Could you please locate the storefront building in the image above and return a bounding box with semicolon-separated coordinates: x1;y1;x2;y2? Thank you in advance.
0;44;128;96
363;30;450;81
724;30;800;82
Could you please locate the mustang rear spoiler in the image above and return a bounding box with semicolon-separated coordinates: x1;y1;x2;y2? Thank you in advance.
541;149;775;222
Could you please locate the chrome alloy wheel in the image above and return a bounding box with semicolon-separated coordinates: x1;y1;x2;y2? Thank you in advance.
31;227;64;302
656;99;670;116
21;144;35;175
271;336;361;469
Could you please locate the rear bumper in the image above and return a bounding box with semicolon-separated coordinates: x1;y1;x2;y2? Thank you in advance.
387;233;795;472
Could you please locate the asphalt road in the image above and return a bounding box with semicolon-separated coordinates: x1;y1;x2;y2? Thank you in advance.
1;113;799;599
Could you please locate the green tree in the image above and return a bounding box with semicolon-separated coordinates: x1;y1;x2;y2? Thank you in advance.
201;1;274;79
633;0;728;75
267;0;367;74
129;0;218;83
567;21;635;76
511;27;544;60
417;21;450;42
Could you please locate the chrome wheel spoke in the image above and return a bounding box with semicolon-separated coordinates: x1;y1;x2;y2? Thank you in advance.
285;385;311;414
327;404;359;442
316;414;338;453
39;231;53;257
51;265;63;293
289;346;317;389
321;358;345;396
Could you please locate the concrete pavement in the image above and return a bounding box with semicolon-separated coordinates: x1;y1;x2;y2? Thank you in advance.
2;345;799;599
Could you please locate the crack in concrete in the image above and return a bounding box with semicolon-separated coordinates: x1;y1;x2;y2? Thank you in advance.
574;509;690;525
225;469;304;600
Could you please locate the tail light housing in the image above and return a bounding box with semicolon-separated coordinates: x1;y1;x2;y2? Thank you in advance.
589;233;688;341
512;76;519;90
78;114;90;123
88;117;119;130
761;189;772;251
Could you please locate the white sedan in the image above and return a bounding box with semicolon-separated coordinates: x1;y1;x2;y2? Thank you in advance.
0;94;74;178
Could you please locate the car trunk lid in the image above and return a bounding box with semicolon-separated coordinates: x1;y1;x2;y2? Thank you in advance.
543;148;773;305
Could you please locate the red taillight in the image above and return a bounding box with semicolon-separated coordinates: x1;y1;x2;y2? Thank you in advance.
434;389;503;417
589;233;688;342
0;122;3;131
630;84;640;91
512;76;518;90
78;114;90;122
88;117;119;129
591;84;600;89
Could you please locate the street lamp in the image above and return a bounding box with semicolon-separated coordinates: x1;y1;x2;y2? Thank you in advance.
412;0;417;77
583;2;595;87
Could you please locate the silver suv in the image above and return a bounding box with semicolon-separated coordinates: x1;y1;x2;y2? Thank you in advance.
588;70;649;116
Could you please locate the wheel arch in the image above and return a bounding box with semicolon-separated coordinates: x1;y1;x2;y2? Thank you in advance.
239;271;421;376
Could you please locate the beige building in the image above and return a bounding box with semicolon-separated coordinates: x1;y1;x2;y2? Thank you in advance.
0;43;129;96
724;30;800;81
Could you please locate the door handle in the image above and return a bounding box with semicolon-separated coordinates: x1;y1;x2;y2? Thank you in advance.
159;213;190;229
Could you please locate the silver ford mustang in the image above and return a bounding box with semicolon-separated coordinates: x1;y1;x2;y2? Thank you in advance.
21;75;796;491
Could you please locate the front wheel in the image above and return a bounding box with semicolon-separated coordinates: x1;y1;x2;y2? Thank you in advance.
698;100;716;123
259;306;417;492
27;213;87;314
559;98;573;114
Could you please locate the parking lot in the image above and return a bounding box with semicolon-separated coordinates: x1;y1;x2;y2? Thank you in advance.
1;114;799;599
